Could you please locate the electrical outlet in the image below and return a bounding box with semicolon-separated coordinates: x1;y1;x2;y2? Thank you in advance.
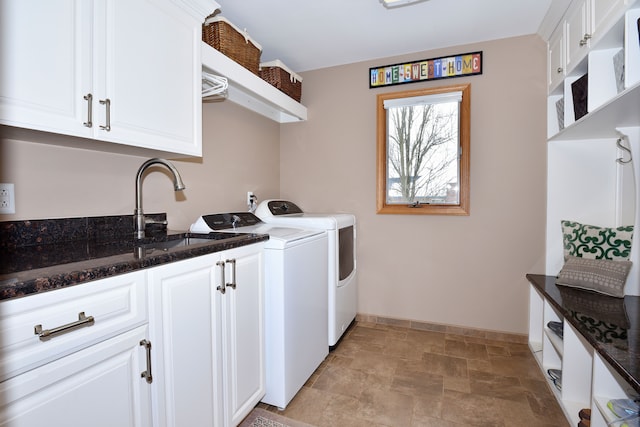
247;191;255;207
0;183;15;214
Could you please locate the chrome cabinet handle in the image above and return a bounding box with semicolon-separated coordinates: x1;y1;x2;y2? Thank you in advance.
99;98;111;131
556;67;563;74
579;33;591;46
216;260;226;294
83;94;93;128
226;259;237;290
140;339;153;384
34;312;95;341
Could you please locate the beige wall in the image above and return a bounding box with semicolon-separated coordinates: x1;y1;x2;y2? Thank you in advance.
280;34;548;335
0;101;281;230
0;34;547;336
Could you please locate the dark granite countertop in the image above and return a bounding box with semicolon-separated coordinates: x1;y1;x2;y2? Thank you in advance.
527;274;640;395
0;214;269;301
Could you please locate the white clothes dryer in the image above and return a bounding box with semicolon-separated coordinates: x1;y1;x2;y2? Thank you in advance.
255;200;357;347
190;212;328;409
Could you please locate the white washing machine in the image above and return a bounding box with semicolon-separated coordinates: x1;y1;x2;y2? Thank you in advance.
190;212;328;409
255;200;357;347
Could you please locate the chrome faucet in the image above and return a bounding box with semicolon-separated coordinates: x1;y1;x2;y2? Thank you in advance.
134;158;186;239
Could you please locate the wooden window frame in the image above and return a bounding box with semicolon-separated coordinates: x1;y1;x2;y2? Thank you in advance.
376;83;471;215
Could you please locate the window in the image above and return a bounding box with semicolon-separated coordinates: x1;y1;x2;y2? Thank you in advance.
376;83;470;215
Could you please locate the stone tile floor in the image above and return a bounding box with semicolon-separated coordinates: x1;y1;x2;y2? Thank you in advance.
258;321;569;426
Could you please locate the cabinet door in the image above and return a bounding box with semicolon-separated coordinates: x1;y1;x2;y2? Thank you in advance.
94;0;202;156
548;24;565;92
147;254;223;427
0;0;92;137
565;0;590;72
0;325;152;427
221;245;265;427
590;0;627;43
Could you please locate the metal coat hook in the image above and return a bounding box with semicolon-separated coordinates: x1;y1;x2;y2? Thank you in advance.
616;137;632;164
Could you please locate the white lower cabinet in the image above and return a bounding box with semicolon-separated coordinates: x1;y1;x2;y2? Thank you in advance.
0;270;148;383
0;243;264;427
219;244;265;427
0;271;152;427
147;243;265;427
147;254;219;426
0;325;152;427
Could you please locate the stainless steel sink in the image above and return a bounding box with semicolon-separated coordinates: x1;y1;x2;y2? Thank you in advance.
140;237;215;251
134;232;250;257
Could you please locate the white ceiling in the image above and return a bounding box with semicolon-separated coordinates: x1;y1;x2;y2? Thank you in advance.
213;0;558;73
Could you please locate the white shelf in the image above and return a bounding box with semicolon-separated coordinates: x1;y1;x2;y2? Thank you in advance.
544;372;562;399
594;396;619;425
529;341;543;367
544;327;564;356
201;42;307;123
549;81;640;141
592;353;640;427
593;396;640;427
561;399;587;426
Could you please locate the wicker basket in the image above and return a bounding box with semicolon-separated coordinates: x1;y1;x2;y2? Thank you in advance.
259;60;302;102
202;16;261;75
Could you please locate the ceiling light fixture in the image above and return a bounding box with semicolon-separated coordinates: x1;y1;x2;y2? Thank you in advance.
380;0;427;8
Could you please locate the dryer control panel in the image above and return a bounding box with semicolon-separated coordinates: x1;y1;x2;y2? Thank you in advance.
265;200;303;216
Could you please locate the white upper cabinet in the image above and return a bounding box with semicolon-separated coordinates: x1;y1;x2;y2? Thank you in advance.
548;24;566;92
94;0;202;155
591;0;630;44
0;0;219;157
565;0;591;72
550;0;628;91
0;1;93;139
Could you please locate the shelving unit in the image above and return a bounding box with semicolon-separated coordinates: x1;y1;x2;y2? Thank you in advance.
532;0;640;424
527;276;640;427
201;42;307;123
544;0;640;294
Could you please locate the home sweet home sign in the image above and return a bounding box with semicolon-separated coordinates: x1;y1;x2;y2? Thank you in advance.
369;51;482;88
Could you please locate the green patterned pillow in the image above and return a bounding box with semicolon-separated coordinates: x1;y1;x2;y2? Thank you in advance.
561;220;633;261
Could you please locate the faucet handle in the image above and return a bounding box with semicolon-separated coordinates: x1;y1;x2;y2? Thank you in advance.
145;218;168;226
145;218;168;231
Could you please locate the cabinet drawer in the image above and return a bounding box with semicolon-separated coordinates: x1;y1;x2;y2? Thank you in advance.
0;325;151;427
0;270;147;382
